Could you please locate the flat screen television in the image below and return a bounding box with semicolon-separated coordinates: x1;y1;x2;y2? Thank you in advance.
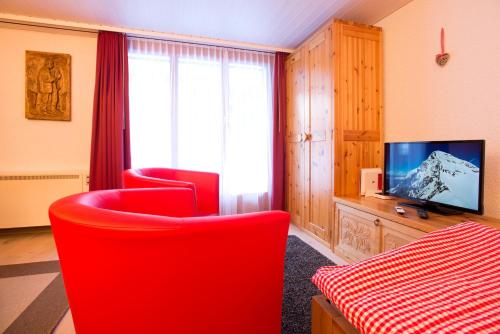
384;140;485;215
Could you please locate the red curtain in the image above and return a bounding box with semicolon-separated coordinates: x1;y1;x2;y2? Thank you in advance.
89;31;131;190
271;52;288;210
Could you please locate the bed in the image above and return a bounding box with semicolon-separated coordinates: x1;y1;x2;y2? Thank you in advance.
312;221;500;334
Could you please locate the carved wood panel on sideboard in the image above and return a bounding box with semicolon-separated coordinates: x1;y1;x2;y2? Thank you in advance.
285;19;383;246
334;203;426;263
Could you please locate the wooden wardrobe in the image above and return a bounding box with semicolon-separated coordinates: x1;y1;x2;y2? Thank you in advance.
285;19;383;246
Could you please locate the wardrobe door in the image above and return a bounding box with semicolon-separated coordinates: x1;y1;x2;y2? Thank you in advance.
285;49;307;228
304;26;333;243
333;21;383;196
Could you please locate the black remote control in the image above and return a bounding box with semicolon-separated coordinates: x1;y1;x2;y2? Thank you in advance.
417;209;429;219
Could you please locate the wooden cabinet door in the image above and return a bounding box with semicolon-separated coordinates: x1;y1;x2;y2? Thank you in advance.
304;26;333;243
334;204;380;262
333;21;383;196
381;219;425;252
285;49;307;228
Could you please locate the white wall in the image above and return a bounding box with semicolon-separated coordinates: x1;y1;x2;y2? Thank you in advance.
378;0;500;217
0;23;96;173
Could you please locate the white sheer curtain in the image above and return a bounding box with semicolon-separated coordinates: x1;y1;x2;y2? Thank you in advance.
128;37;275;214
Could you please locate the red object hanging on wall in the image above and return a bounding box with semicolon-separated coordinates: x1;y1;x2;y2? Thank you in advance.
435;27;450;66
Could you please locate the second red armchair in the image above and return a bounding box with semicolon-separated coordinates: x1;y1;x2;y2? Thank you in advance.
123;167;219;216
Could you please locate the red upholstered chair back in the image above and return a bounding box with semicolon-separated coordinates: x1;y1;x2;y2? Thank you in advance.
123;167;219;216
49;188;290;334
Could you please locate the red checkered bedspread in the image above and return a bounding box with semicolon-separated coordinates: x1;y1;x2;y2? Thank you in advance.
312;221;500;334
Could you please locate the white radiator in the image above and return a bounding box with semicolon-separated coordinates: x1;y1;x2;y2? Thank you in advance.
0;171;89;228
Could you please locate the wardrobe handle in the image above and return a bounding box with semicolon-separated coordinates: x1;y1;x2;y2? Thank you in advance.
304;133;312;141
373;218;380;226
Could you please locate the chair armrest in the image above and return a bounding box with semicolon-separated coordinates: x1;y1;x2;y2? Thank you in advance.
119;188;197;217
123;173;195;191
172;170;219;215
70;188;198;219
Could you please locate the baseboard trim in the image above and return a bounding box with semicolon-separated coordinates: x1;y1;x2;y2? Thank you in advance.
0;225;52;235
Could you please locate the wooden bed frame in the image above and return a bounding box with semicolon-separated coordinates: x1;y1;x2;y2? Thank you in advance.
311;295;359;334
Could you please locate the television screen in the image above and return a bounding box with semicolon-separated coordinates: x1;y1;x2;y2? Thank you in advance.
384;140;484;214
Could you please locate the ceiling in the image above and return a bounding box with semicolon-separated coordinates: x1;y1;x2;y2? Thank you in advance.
0;0;413;49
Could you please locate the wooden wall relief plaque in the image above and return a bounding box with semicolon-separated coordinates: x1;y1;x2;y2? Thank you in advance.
25;51;71;121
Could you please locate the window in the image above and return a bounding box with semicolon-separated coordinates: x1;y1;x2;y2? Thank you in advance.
226;63;270;194
129;54;172;167
128;38;274;213
177;58;223;173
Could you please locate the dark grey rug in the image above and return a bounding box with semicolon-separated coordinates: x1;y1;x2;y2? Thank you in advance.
282;235;335;334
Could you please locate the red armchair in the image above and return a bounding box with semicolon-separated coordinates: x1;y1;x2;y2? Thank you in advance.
123;167;219;216
49;188;290;334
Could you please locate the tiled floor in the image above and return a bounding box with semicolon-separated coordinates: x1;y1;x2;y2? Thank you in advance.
0;224;346;333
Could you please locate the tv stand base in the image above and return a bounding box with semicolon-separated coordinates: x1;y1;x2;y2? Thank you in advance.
397;201;463;216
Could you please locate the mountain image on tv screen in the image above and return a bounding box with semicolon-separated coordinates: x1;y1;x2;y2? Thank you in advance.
385;142;482;211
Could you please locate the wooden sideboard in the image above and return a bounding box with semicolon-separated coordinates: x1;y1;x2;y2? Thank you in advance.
332;196;500;263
